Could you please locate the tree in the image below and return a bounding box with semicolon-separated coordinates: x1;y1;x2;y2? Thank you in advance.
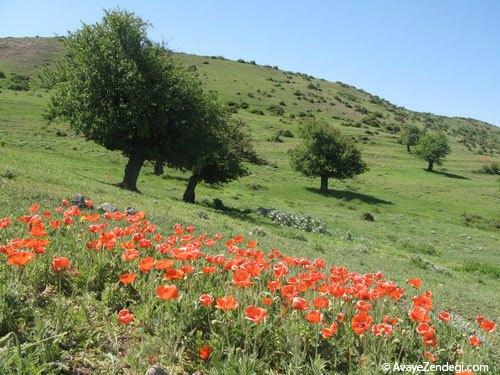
42;10;190;191
166;94;252;203
414;132;451;171
289;119;367;192
401;124;422;152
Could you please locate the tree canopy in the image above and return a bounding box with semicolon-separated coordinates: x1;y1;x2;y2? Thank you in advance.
166;94;252;203
289;119;367;192
401;124;423;152
414;132;451;171
42;10;196;191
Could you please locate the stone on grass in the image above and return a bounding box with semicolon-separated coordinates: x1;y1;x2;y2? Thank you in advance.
97;203;118;213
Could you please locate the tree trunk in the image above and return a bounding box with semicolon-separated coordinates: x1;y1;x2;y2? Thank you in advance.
427;161;434;172
406;144;411;153
320;175;329;192
117;143;147;192
153;159;164;176
183;174;200;203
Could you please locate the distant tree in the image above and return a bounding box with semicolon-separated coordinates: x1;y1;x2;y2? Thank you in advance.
414;132;451;171
42;10;194;191
289;119;367;192
166;95;252;203
400;124;422;152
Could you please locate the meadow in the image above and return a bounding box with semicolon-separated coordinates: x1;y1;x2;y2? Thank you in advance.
0;37;498;373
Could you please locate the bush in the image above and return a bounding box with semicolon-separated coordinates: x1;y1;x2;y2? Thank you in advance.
476;162;499;175
0;71;6;79
7;73;30;91
277;129;294;138
256;207;331;235
267;105;284;116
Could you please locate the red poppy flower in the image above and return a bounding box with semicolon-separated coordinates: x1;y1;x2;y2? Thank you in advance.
119;272;137;284
199;345;212;361
0;218;12;229
117;308;134;325
7;251;34;267
438;311;452;323
469;335;481;347
321;322;338;338
245;305;267;324
313;296;329;309
407;278;422;288
156;284;179;300
305;310;323;324
138;257;155;273
52;256;71;272
261;296;273;306
479;319;496;333
199;293;214;307
215;296;238;311
351;313;372;335
291;297;309;310
372;323;393;336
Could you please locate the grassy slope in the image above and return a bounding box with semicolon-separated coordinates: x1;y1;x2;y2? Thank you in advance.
0;37;499;320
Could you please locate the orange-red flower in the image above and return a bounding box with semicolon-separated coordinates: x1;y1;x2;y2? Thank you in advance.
321;322;338;338
407;278;422;288
313;296;329;309
138;257;155;273
215;296;238;311
305;310;323;324
0;217;12;229
7;251;34;267
261;296;273;306
351;313;372;335
199;345;212;361
119;272;137;284
117;308;134;324
52;256;71;272
291;297;309;310
245;305;267;324
479;318;496;333
372;323;393;336
438;311;452;323
469;335;481;347
199;293;214;307
156;284;179;300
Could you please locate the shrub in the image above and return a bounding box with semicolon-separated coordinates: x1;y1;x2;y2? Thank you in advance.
476;162;499;175
7;73;30;91
267;105;284;116
256;207;331;234
0;71;6;79
277;129;294;138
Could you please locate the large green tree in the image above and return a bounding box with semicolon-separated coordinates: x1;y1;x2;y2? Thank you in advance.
289;119;367;192
166;94;252;203
401;124;423;152
414;132;451;171
42;10;191;191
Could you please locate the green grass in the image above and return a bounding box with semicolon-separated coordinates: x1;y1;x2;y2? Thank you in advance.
0;38;499;323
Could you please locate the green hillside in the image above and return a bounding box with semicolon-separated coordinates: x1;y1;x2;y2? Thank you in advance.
0;34;499;323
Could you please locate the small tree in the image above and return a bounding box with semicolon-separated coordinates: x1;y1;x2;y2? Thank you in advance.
166;94;252;203
414;132;451;171
401;124;422;152
289;119;366;192
42;10;191;191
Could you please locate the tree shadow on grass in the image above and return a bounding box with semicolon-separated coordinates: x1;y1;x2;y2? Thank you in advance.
306;187;393;205
160;173;189;182
426;170;470;180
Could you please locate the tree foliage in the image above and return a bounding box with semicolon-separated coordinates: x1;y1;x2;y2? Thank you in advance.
401;124;423;152
41;10;195;191
414;132;451;171
289;119;366;191
166;94;252;203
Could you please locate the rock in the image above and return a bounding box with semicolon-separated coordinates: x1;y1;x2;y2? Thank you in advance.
97;203;118;213
362;212;375;221
125;207;137;215
71;194;86;208
145;365;168;375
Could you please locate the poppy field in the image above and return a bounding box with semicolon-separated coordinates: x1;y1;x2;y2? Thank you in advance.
0;200;497;374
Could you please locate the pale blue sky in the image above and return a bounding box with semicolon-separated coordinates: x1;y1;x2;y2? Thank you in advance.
1;0;499;125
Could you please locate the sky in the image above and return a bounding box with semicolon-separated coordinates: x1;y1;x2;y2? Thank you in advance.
1;0;499;125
